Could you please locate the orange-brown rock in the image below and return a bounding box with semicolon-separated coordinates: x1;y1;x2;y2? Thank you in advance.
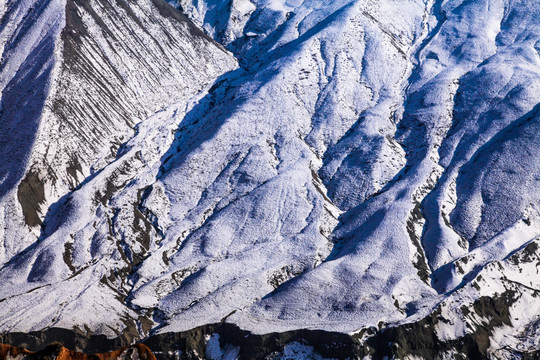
0;343;156;360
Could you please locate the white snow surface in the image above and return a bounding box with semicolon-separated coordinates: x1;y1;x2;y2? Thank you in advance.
1;0;540;356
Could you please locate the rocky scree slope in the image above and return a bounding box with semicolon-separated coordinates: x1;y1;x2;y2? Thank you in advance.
2;0;540;358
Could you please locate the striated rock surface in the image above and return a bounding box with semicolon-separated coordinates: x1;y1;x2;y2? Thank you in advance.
1;0;540;358
0;0;236;263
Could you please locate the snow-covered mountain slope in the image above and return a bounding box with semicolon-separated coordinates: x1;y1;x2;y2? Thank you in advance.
0;0;236;264
2;0;540;358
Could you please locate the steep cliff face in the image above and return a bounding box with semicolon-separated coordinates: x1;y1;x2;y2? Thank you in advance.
2;0;540;358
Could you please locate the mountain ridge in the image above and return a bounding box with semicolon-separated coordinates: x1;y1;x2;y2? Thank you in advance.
1;0;540;358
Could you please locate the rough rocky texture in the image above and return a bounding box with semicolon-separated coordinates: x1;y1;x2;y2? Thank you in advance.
2;0;540;358
0;343;156;360
0;0;236;264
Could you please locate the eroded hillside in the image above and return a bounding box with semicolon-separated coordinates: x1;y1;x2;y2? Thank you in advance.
1;0;540;358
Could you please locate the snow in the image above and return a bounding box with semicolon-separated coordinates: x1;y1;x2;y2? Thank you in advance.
278;342;335;360
205;334;240;360
1;0;540;356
